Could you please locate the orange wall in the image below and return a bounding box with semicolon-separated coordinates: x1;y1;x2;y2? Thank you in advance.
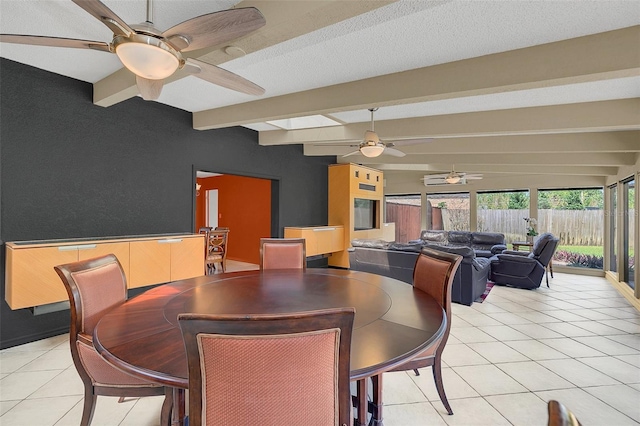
196;175;271;265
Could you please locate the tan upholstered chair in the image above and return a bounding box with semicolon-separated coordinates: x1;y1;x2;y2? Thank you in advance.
54;255;172;426
368;247;462;416
178;308;355;426
548;400;582;426
204;229;229;274
259;238;306;270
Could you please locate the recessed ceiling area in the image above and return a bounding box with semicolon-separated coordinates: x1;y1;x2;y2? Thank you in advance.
1;0;638;191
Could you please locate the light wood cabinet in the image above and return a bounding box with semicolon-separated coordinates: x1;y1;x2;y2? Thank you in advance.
328;163;384;268
170;237;205;281
129;240;171;288
5;234;204;309
283;226;344;257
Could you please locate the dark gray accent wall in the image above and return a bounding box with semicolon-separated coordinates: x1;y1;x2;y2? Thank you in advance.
0;58;335;349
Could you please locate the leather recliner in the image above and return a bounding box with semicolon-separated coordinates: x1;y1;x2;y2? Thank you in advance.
489;233;560;289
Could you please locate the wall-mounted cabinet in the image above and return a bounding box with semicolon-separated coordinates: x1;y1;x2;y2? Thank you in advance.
283;226;344;257
328;163;384;268
5;234;204;309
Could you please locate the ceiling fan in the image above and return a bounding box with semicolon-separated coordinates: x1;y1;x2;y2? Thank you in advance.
0;0;266;101
422;166;483;185
342;108;433;158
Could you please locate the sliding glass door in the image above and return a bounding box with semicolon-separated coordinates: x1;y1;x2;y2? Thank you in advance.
609;185;617;274
623;178;635;289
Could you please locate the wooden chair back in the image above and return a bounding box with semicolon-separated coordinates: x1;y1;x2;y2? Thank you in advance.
205;229;229;273
260;238;306;270
178;308;355;426
548;400;582;426
54;254;170;426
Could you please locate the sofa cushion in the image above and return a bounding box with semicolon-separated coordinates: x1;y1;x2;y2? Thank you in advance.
472;232;505;246
473;249;494;258
388;242;424;253
418;230;448;244
447;231;472;245
351;239;391;249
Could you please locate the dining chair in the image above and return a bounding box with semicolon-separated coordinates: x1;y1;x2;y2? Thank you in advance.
204;229;229;274
178;307;355;426
366;247;462;416
259;237;306;270
54;254;172;426
548;400;582;426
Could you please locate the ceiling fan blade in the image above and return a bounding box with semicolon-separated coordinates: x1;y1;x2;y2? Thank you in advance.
163;8;266;52
184;58;265;96
0;34;111;52
72;0;133;37
342;150;361;158
136;76;164;101
387;138;434;147
383;147;406;157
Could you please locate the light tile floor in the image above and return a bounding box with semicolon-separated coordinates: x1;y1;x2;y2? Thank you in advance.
1;270;639;425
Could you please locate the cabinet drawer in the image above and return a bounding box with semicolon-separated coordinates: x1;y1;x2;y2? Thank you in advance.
77;242;130;285
170;236;205;281
6;246;77;309
129;240;171;288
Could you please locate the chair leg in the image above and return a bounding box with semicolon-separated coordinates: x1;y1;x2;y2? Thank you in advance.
432;355;453;415
371;374;383;425
160;387;173;426
413;368;420;376
80;386;97;426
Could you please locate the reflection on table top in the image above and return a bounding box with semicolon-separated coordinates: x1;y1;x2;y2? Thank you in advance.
94;268;445;388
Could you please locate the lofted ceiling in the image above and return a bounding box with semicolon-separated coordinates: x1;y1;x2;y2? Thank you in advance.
1;0;639;193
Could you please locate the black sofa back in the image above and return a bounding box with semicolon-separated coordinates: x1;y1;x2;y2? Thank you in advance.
348;240;491;305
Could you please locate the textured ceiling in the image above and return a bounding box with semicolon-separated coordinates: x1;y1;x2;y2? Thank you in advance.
1;0;639;189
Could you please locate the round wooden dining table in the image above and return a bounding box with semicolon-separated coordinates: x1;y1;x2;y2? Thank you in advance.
93;268;445;426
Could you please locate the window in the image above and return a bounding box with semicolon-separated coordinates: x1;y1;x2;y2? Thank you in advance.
609;185;617;273
538;188;604;270
426;193;470;231
623;178;635;288
385;195;421;242
477;190;529;243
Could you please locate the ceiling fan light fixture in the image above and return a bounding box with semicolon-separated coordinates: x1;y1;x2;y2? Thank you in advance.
360;143;385;158
445;173;461;184
114;34;181;80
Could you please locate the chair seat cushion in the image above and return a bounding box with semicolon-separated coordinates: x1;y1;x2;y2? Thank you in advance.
77;341;161;388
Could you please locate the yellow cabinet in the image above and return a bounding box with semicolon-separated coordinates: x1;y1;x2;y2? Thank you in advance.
283;226;344;257
129;240;172;288
5;246;77;309
5;234;205;309
170;236;205;281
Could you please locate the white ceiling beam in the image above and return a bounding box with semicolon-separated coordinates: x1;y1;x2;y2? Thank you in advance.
93;0;396;107
263;99;640;145
303;131;640;156
375;164;619;176
194;25;640;129
340;152;633;167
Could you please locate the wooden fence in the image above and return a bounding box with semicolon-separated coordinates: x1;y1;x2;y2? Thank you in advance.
386;205;631;247
386;203;421;243
463;209;606;245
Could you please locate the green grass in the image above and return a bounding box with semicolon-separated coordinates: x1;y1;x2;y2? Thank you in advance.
558;245;634;257
557;245;603;256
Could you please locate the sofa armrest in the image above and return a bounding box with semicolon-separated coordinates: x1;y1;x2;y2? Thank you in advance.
501;250;529;256
491;244;507;254
491;253;538;275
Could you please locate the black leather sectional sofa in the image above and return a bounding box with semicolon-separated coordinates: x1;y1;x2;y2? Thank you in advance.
348;236;496;306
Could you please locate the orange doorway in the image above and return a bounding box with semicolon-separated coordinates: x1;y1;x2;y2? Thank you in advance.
195;173;271;265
